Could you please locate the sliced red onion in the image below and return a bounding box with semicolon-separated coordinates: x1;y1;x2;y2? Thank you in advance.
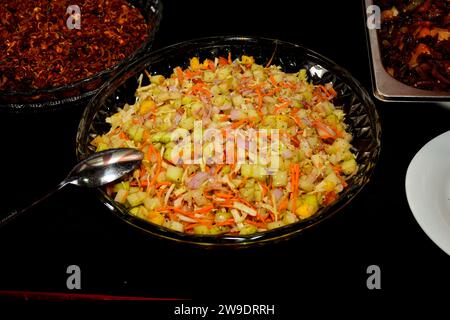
302;117;312;126
219;103;232;110
240;89;254;96
282;150;293;159
272;188;283;201
230;109;243;121
174;113;182;125
186;172;210;189
212;106;220;114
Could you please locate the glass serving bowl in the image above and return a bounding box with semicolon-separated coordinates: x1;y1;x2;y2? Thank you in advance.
76;36;382;247
0;0;162;112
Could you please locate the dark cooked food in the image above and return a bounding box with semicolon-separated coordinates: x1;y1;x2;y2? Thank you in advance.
376;0;449;91
0;0;148;91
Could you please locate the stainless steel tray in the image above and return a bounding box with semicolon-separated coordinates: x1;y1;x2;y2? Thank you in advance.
364;0;449;103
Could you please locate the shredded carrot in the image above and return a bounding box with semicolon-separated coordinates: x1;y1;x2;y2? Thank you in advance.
269;75;278;86
278;196;289;212
273;101;290;114
217;219;235;227
175;67;184;86
185;70;202;79
155;181;172;188
157;188;165;198
289;164;300;214
230;118;248;129
119;132;128;140
207;60;215;71
191;84;212;97
259;182;268;197
194;205;215;214
148;145;162;189
218;56;229;66
215;164;225;175
215;192;234;199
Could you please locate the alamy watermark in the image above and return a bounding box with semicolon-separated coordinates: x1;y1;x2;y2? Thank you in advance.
66;265;81;290
366;264;381;290
66;5;81;30
366;5;381;30
161;121;281;174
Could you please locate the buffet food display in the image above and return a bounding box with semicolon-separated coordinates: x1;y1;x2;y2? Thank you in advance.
91;55;359;235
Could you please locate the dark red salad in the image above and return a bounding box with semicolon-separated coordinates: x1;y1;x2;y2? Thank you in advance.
0;0;149;92
376;0;449;91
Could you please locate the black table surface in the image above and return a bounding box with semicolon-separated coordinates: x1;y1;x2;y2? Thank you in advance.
1;0;449;310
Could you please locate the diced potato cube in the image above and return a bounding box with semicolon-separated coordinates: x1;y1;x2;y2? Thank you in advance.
139;100;155;115
295;194;319;219
147;212;164;225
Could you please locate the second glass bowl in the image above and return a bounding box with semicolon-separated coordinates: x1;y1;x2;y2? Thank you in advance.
0;0;162;112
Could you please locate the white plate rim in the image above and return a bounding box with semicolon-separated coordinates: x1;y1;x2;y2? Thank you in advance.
405;130;450;256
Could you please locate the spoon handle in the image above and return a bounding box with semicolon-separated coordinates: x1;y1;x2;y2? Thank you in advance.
0;181;68;228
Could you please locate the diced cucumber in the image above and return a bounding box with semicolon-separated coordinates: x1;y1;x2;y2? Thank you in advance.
193;225;210;235
217;66;231;80
240;164;266;180
231;95;245;107
214;211;232;223
210;226;230;234
113;181;130;192
341;158;357;175
144;197;161;211
179;117;195;130
272;170;288;187
240;164;253;178
166;165;184;183
127;191;147;207
167;220;184;232
114;189;128;204
134;126;144;143
202;70;215;82
267;221;285;230
239;224;258;235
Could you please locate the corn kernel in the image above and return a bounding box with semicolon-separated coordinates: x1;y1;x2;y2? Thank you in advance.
190;57;200;70
139;99;155;115
241;55;254;65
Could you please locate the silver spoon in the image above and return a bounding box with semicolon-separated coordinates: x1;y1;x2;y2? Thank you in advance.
1;148;143;227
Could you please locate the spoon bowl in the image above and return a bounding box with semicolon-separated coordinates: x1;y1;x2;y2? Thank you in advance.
0;148;143;227
67;148;144;188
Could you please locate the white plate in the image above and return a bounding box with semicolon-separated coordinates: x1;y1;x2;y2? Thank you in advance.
405;131;450;256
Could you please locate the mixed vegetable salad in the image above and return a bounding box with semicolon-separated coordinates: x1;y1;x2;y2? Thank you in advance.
91;55;358;235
